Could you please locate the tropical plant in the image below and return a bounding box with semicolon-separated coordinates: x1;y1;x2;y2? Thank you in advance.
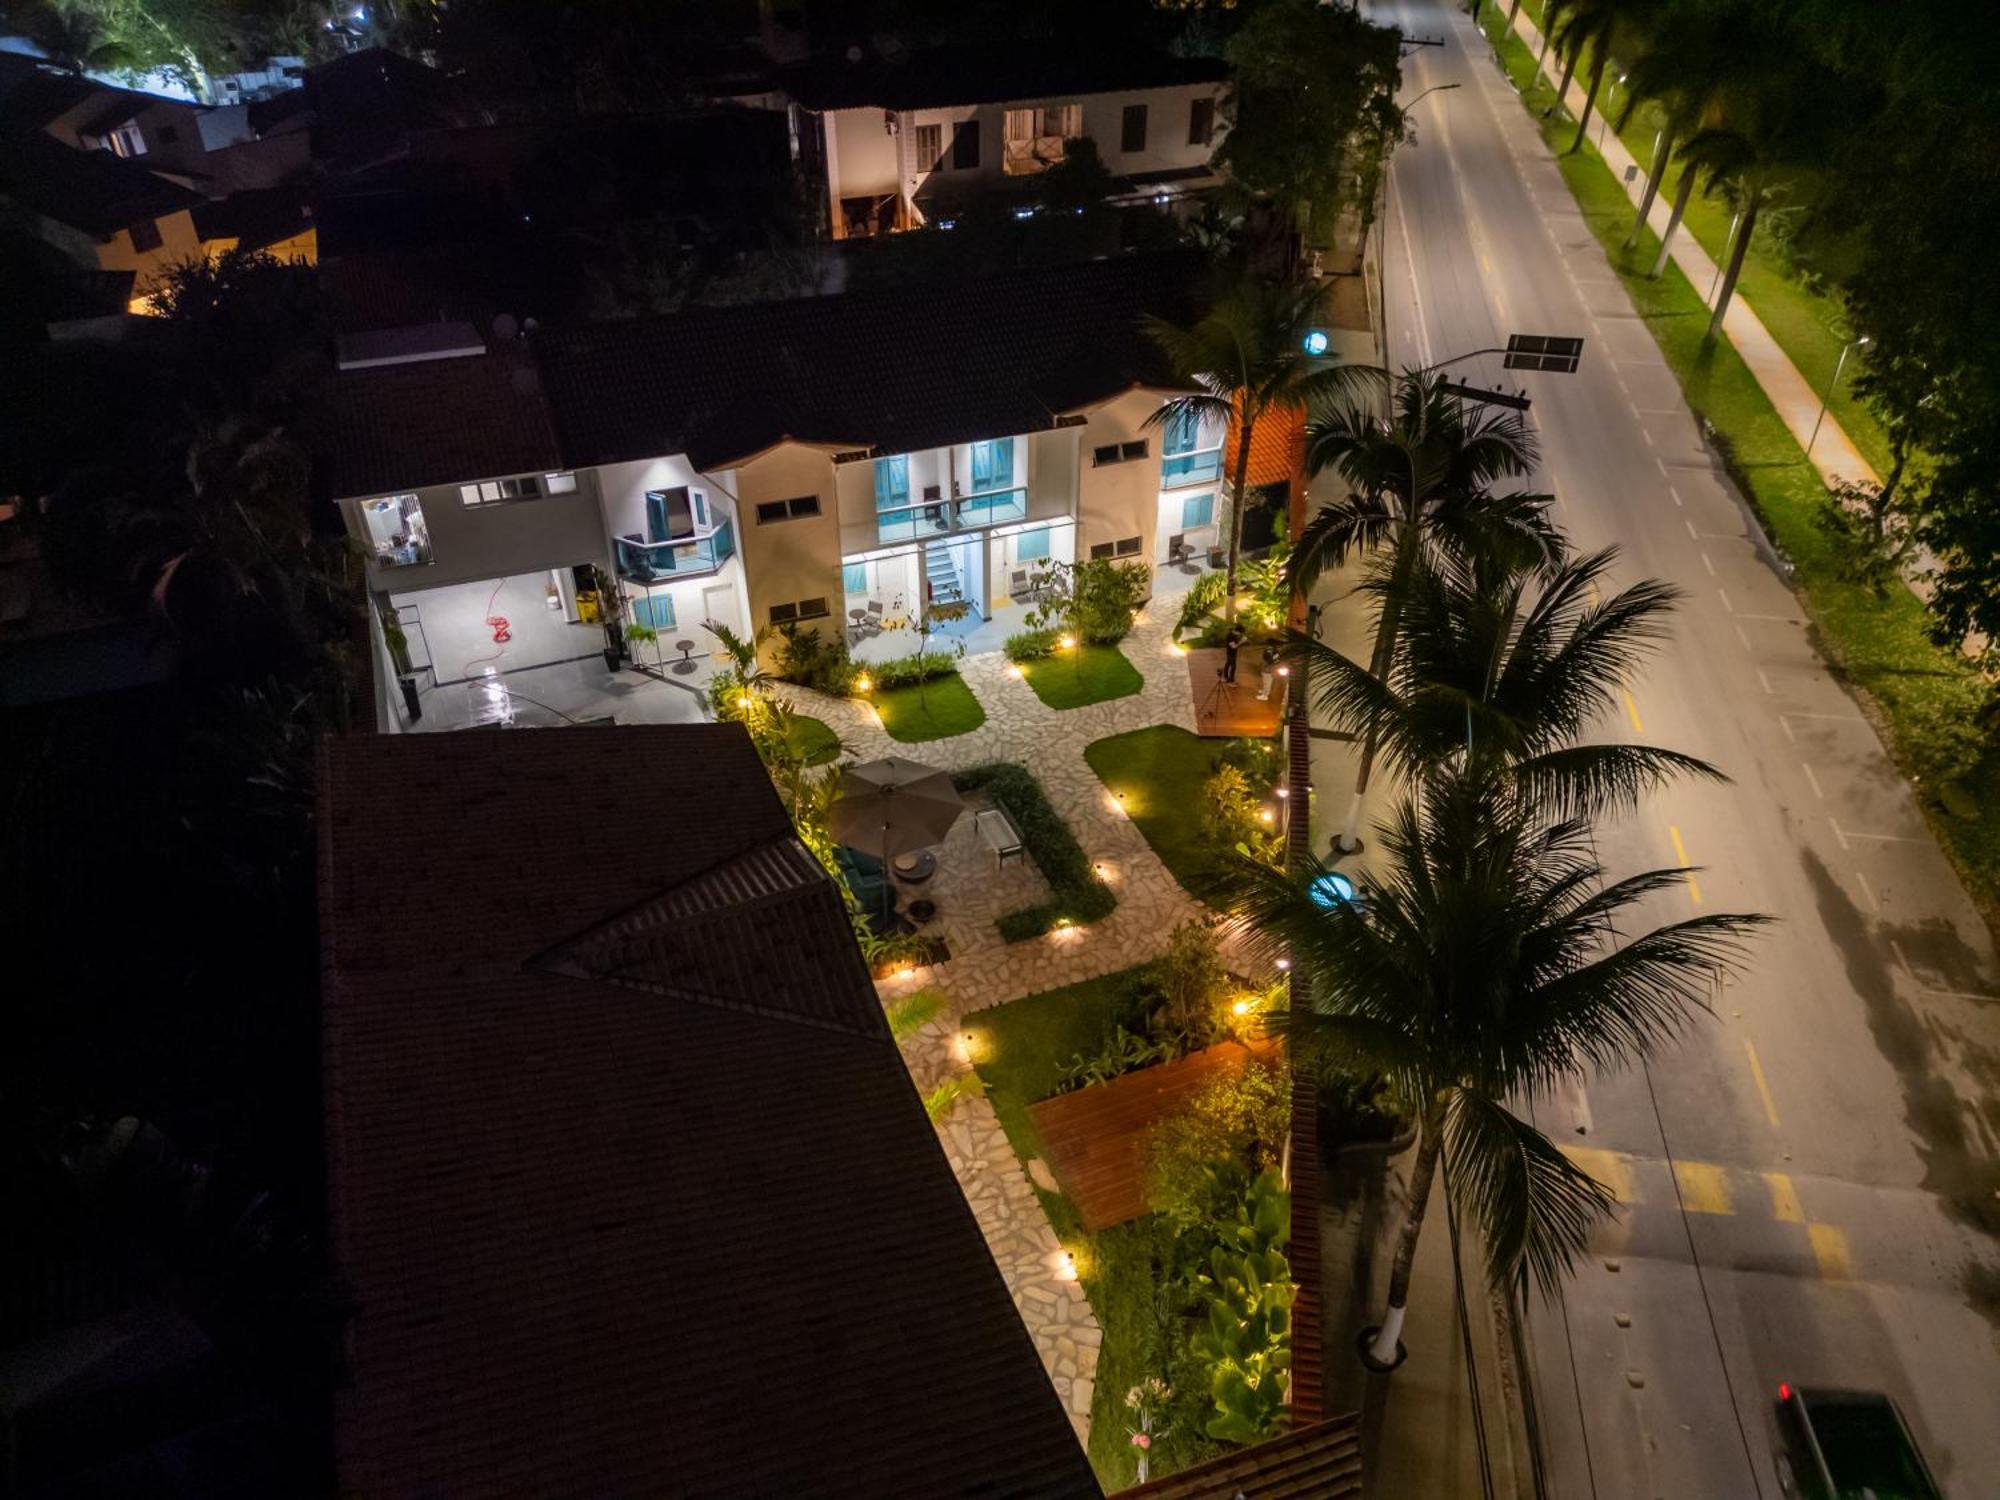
773;622;857;695
704;619;770;690
1004;626;1062;663
623;620;662;671
923;1073;986;1125
1144;277;1369;623
1295;545;1723;817
1814;478;1918;596
1174;569;1228;642
884;986;949;1045
3;0;135;73
1057;1025;1178;1093
1294;368;1561;849
1026;556;1151;645
1217;762;1766;1364
864;651;960;690
1189;1166;1293;1443
1145;1062;1292;1227
882;599;970;707
1150;917;1232;1052
1201;763;1284;868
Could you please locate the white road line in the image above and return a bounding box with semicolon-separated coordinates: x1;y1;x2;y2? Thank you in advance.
1756;668;1776;696
1738;612;1796;623
1667;486;1684;508
1642;427;1657;447
1889;939;1915;978
1834;820;1928;845
1828;815;1848;849
1717;587;1735;614
1732;623;1755;652
1655;457;1670;477
1779;715;1797;744
1784;711;1866;724
1801;762;1823;799
1685;519;1700;541
1701;552;1717;577
1855;869;1880;914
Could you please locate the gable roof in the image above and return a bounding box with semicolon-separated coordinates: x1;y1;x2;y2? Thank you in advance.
318;725;1098;1499
783;45;1228;113
317;250;1207;495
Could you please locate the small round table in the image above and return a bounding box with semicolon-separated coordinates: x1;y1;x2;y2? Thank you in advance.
672;639;697;674
908;898;938;925
891;850;937;884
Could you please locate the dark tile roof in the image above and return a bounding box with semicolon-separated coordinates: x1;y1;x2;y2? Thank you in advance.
0;128;203;235
316;250;1206;494
315;337;563;496
1115;1416;1363;1499
784;45;1228;112
188;183;313;253
535;250;1207;471
318;726;1098;1500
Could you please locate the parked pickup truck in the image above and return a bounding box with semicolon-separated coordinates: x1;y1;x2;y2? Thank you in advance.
1775;1382;1943;1499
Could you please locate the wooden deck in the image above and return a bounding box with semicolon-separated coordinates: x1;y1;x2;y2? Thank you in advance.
1185;648;1287;738
1027;1035;1283;1231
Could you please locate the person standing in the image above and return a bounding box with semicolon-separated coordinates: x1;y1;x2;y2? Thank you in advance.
1223;622;1246;683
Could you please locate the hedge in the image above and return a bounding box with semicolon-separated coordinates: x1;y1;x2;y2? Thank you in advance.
865;651;961;689
954;761;1117;941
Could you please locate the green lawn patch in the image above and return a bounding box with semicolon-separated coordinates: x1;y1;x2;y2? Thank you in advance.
953;762;1116;939
868;673;985;742
1019;643;1144;710
967;968;1225;1490
784;714;841;766
1084;726;1278;900
1475;6;2000;920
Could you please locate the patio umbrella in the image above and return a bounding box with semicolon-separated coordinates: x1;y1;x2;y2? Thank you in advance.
827;756;965;922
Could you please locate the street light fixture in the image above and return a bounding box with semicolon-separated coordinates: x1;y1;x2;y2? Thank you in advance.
1807;335;1870;458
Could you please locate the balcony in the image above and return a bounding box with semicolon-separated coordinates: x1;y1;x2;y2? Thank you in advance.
875;486;1029;545
615;520;736;583
1161;447;1225;488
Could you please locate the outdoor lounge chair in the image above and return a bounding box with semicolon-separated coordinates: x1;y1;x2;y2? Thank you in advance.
976;808;1024;868
1167;533;1196;572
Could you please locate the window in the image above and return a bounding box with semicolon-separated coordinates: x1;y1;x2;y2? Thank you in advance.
128;218;163;253
769;596;831;625
913;122;943;167
1092;444;1120;467
1014;527;1051;562
691;489;709;529
873;455;910;512
1090;541;1113;561
951;119;980;169
843;562;868;595
1121;103;1147;154
1181;492;1215;529
755;495;821;524
1003;104;1082;173
1115;535;1142;557
460;472;575;507
1121;439;1148;462
969;439;1014;492
1189;97;1215;148
360;494;431;567
545;471;578;494
632;593;676;630
1092;441;1149;467
107;120;146;158
1163;407;1200;457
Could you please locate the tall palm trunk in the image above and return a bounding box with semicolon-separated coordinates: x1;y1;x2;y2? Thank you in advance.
1705;188;1760;341
1568;53;1607;155
1545;45;1578;118
1369;1117;1442;1364
1533;31;1550;90
1624;125;1676;250
1336;524;1417;853
1648;160;1699;278
1506;0;1523;28
1222;404;1259;624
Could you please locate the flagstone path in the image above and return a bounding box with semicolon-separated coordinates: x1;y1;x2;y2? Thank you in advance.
774;605;1273;1444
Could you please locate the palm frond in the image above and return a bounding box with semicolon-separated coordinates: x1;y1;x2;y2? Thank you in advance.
884;987;949;1046
1510;744;1727;818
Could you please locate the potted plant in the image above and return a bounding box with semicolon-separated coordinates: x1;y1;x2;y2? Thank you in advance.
625;620;662;674
377;598;422;722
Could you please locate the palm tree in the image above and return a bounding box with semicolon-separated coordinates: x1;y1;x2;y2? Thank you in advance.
1292;369;1562;851
1143;278;1367;623
3;0;135;73
1218;764;1766;1364
1295;545;1724;817
1546;0;1624;156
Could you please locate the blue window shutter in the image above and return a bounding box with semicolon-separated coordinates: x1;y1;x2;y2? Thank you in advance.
843;562;867;594
1164;407;1197;457
874;456;909;511
634;594;676;630
644;490;669;542
1015;527;1050;561
1182;492;1215;529
972;439;1014;491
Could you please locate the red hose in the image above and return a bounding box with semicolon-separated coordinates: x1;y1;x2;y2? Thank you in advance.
462;578;513;674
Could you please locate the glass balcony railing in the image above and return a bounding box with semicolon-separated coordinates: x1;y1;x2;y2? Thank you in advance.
615;520;735;582
1162;448;1225;487
875;486;1029;544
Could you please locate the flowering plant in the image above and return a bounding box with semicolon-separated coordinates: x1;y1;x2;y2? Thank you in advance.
1124;1377;1172;1481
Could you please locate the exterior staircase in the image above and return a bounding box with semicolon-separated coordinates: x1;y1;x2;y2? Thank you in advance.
923;541;963;606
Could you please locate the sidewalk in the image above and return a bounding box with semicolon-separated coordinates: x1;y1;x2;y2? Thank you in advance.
1502;5;1879;492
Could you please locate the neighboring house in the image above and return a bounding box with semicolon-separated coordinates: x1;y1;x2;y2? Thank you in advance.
317;724;1101;1498
0;128;208;298
313;253;1232;726
767;45;1228;238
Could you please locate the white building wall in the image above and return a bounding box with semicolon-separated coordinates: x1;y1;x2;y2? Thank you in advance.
341;472;611;597
1074;389;1172;561
730;444;844;641
595;453;708;541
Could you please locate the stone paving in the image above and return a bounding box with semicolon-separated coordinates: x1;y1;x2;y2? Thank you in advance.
774;604;1252;1445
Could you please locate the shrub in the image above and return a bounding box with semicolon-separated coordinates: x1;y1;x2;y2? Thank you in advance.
774;623;858;695
1174;570;1227;641
954;761;1117;940
1029;557;1152;645
1056;1025;1177;1092
1005;626;1062;663
1200;764;1283;868
1188;1167;1293;1444
1144;1059;1292;1228
866;651;960;690
1148;919;1230;1054
1318;1069;1406;1147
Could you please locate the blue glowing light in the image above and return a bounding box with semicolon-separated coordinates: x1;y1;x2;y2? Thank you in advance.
1309;871;1357;909
1302;329;1330;356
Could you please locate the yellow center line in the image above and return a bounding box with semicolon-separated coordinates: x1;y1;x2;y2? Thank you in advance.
1744;1041;1781;1129
1807;1223;1853;1280
1668;823;1703;904
1764;1172;1805;1224
1623;689;1644;735
1672;1159;1734;1215
1561;1145;1636;1203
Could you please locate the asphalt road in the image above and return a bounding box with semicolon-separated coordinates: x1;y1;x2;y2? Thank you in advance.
1353;2;2000;1494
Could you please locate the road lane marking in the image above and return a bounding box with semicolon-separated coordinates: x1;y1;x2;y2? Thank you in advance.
1667;485;1683;508
1685;519;1700;541
1732;624;1755;653
1828;816;1849;850
1756;668;1776;696
1717;587;1735;614
1745;1043;1782;1129
1701;551;1716;577
1801;762;1824;799
1855;869;1880;913
1673;1160;1734;1215
1763;1172;1804;1224
1808;1222;1853;1279
1623;690;1644;734
1784;711;1865;724
1833;821;1927;845
1778;716;1797;744
1668;824;1703;904
1562;1145;1636;1202
1739;612;1797;622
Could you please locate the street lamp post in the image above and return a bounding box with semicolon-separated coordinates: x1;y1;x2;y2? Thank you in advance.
1707;210;1742;306
1807;335;1870;458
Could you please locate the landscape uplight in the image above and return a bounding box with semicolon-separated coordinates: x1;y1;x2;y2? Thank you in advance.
854;674;873;693
1302;329;1330;356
